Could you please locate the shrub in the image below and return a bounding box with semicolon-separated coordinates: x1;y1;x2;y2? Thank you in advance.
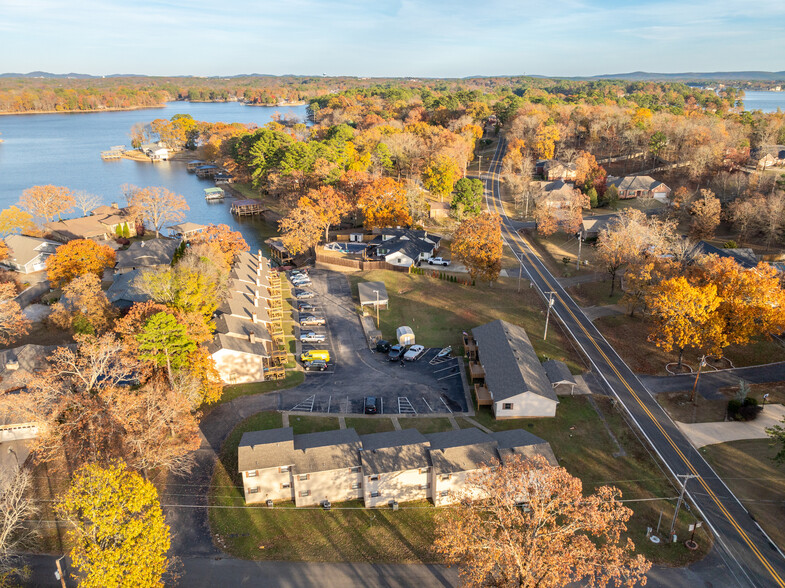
723;240;738;249
728;397;763;421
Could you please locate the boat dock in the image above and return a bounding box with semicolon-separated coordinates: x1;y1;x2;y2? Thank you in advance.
101;145;126;159
195;164;219;178
204;187;225;201
231;199;265;216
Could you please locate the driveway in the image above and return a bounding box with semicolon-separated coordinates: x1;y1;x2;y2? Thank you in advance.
676;404;785;448
640;362;785;400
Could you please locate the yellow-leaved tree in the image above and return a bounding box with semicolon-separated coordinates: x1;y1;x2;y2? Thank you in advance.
56;461;171;588
357;177;412;229
451;212;503;283
646;276;722;367
533;124;560;160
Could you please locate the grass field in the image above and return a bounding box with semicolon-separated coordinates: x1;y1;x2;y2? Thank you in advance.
346;270;584;374
702;439;785;550
216;370;304;405
210;398;711;566
567;279;623;308
289;415;340;435
344;418;395;435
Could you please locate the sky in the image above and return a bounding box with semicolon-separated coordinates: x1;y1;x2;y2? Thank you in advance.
1;0;784;78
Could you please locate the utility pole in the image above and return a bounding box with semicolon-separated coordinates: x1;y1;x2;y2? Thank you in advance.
669;474;698;540
576;233;583;271
478;155;483;176
517;265;522;293
689;356;707;405
373;290;380;328
55;555;67;588
543;291;556;341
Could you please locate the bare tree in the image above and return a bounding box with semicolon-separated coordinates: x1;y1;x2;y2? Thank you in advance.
0;468;38;583
72;191;102;216
129;187;188;238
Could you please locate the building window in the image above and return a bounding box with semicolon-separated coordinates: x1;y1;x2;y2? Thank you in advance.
352;482;362;490
440;474;451;481
371;491;381;498
279;466;289;473
369;474;379;481
502;403;513;410
439;490;449;497
246;470;257;478
299;490;310;497
350;466;361;473
281;483;290;489
248;487;260;494
419;483;430;490
299;474;309;481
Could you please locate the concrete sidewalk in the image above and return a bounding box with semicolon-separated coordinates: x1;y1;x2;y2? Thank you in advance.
676;404;785;448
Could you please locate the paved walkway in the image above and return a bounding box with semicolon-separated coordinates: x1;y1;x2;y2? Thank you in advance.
460;416;492;434
676;404;785;448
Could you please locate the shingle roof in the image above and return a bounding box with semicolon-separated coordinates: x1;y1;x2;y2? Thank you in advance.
426;429;499;474
472;320;557;403
358;282;389;306
238;428;295;471
0;344;70;394
690;241;759;270
292;429;362;473
207;333;269;357
106;269;150;306
369;229;441;260
115;239;180;270
214;315;272;342
168;222;206;234
491;430;559;467
606;175;667;192
3;235;59;267
542;359;576;386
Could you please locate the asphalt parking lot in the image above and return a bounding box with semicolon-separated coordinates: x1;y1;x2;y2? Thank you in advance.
285;269;469;415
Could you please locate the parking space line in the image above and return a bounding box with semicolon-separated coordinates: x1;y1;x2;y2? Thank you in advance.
422;397;434;412
433;361;458;374
437;372;460;381
439;396;453;413
291;394;316;412
398;397;416;414
327;395;331;413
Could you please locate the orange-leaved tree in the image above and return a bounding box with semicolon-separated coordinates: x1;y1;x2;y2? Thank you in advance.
646;276;722;367
278;205;322;255
299;186;352;243
18;185;75;224
45;238;116;287
0;282;30;345
451;212;503;283
688;189;721;240
357;177;412;229
434;454;650;588
191;223;249;267
50;273;117;335
0;205;36;236
422;155;461;202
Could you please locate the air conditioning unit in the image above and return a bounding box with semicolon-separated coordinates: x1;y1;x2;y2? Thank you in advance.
390;501;399;511
266;499;274;508
322;500;331;510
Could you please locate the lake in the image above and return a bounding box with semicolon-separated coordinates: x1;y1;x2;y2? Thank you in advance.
0;101;309;251
741;90;785;113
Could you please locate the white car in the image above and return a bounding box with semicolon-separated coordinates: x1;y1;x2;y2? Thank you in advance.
300;316;326;326
404;344;426;361
428;257;450;266
300;331;326;343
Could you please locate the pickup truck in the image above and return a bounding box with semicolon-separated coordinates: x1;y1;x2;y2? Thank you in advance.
300;316;326;326
300;331;326;343
427;257;450;266
404;344;426;361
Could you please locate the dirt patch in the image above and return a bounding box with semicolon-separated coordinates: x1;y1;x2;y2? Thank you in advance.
657;390;730;423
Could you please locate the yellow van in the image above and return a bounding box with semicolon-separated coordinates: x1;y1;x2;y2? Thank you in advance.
301;350;330;363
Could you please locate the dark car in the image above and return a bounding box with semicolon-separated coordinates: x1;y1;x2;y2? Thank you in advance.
388;344;406;361
375;340;391;353
304;359;328;371
364;397;378;414
297;302;315;312
294;289;315;300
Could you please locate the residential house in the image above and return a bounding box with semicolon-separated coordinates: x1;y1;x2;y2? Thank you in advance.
207;335;269;385
471;320;558;418
542;359;577;395
114;238;180;274
580;216;615;240
606;176;671;201
168;222;206;241
429;201;451;219
535;180;579;210
1;235;59;274
367;229;442;268
360;429;431;507
750;145;785;170
688;241;759;270
140;142;169;161
105;269;150;310
536;160;577;181
45;204;136;242
238;425;557;508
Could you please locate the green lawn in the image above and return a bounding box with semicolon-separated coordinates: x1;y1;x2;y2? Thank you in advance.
215;370;304;405
567;279;623;308
289;415;340;435
347;270;582;373
702;439;785;551
210;401;711;566
344;418;396;435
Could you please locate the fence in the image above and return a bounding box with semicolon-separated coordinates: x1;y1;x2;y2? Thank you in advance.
14;281;51;307
315;251;409;273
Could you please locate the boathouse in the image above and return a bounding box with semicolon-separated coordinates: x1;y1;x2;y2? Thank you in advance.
231;200;265;216
205;187;225;200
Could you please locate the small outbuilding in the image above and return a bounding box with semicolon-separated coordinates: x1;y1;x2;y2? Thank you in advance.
396;326;415;346
542;359;577;395
358;281;389;310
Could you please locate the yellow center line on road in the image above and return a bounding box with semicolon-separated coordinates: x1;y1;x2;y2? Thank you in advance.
484;144;785;587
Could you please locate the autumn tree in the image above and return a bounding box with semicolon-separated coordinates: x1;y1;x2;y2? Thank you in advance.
45;238;116;287
452;213;503;283
434;455;650;588
136;312;197;385
190;223;249;267
18;185;75;224
0;282;30;346
56;462;171;588
533;204;559;237
688;189;721;240
760;191;785;251
0;206;36;236
50;273;117;334
451;178;484;218
278;205;322;255
422;155;461;201
129;186;188;237
0;467;38;585
533;124;560;160
646;276;721;367
299;186;352;243
72;191;102;216
574;151;606;196
357;177;412;229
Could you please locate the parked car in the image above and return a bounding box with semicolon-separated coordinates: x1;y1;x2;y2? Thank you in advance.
428;257;450;266
301;350;330;362
290;269;308;276
297;302;315;312
291;278;312;287
300;315;326;326
388;344;406;361
300;331;326;343
304;359;328;371
294;289;315;299
291;274;311;283
404;344;426;361
364;397;378;414
375;340;391;353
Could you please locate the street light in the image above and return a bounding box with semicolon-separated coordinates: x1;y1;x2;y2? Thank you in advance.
543;292;556;341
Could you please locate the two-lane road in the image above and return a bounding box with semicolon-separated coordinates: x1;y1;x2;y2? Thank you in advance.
482;136;785;588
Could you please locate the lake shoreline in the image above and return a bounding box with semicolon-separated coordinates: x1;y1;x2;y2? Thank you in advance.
0;100;308;116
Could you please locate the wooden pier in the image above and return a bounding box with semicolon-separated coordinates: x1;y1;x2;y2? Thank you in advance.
186;160;204;172
231;199;265;216
204;187;225;201
195;164;219;178
101;149;123;159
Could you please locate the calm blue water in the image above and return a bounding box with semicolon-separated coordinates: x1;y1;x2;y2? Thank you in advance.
0;102;308;250
741;91;785;113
